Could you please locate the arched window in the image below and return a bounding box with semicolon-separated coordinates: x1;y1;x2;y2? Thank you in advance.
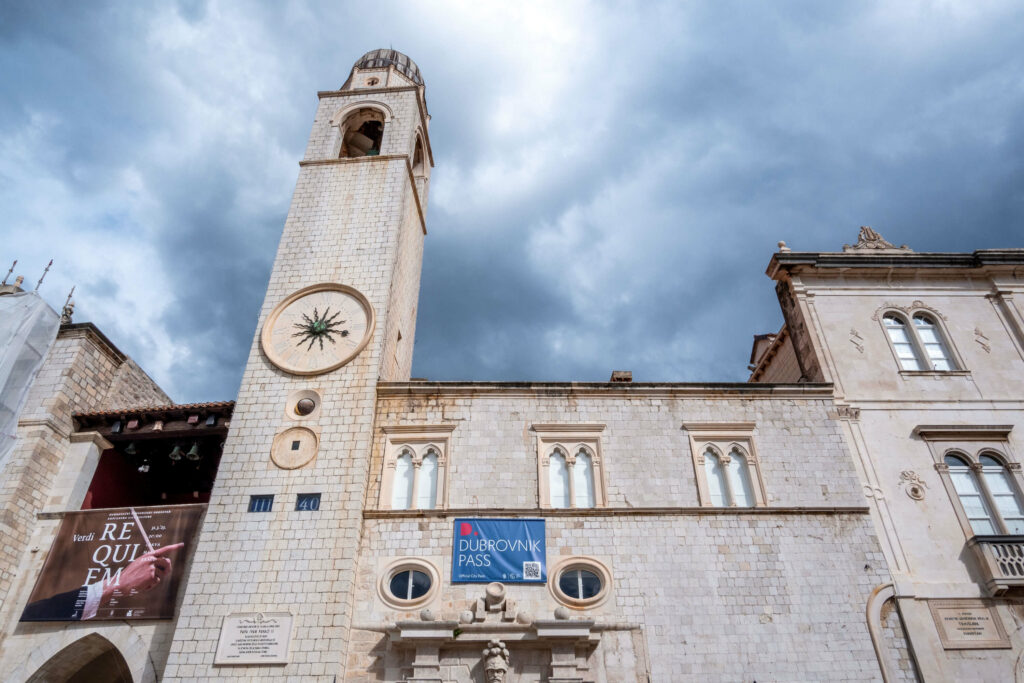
912;314;954;371
979;453;1024;534
392;450;415;510
727;447;755;507
416;450;439;510
549;450;570;509
883;314;924;370
573;450;596;508
704;449;728;507
945;454;995;534
340;108;385;158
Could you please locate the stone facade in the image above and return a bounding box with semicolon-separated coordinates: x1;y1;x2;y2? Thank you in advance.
754;238;1024;681
2;50;1022;683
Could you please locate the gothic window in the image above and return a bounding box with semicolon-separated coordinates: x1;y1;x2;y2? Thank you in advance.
549;450;570;509
913;314;954;371
533;425;607;509
883;314;924;370
379;426;454;510
340;108;385;158
880;309;959;372
684;423;767;508
920;424;1024;539
391;450;415;510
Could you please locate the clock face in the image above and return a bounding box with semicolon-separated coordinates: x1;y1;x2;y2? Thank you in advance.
261;283;375;375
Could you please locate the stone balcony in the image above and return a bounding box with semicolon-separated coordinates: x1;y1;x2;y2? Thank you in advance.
967;536;1024;596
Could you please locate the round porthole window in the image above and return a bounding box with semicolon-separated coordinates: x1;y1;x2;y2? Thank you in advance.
389;569;431;601
549;556;612;609
558;569;601;600
378;557;440;609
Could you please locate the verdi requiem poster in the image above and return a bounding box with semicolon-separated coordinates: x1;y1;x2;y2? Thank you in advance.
20;504;204;621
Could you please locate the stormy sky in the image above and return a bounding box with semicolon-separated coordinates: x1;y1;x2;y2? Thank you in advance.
2;1;1023;403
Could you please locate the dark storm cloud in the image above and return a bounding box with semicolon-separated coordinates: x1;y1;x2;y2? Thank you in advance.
2;1;1023;399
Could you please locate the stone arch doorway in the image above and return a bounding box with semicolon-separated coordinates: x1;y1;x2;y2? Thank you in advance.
27;633;133;683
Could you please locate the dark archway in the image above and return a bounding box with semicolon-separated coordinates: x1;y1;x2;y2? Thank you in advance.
27;633;133;683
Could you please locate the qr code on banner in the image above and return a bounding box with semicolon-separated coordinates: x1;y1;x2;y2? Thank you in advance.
523;561;541;580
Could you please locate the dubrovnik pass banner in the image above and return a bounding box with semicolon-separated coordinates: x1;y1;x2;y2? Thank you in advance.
20;504;204;621
451;518;546;583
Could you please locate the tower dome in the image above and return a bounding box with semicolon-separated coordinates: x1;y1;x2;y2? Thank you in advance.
351;49;423;86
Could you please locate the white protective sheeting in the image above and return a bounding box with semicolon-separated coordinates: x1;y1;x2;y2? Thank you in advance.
0;292;60;470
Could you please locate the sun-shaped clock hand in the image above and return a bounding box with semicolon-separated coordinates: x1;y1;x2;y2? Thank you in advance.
292;306;348;351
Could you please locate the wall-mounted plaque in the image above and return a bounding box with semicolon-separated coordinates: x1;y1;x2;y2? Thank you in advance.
928;599;1010;649
215;612;293;664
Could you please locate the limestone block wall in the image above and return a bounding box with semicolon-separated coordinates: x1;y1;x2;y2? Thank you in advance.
348;384;890;680
369;384;865;510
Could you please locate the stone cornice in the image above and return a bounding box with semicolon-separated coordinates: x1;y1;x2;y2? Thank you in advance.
767;249;1024;280
364;505;869;518
17;417;71;440
377;381;834;400
913;424;1013;440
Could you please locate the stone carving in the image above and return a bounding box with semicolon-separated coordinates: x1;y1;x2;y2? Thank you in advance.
899;470;928;500
482;639;510;683
975;328;992;353
59;299;75;325
833;405;861;420
849;328;864;354
843;226;911;252
871;300;947;322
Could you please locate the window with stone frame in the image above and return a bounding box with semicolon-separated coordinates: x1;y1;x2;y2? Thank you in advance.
917;425;1024;537
533;425;606;509
378;425;454;510
683;423;767;508
877;305;961;372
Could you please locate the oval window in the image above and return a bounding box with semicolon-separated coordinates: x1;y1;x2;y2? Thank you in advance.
389;569;431;601
558;569;601;599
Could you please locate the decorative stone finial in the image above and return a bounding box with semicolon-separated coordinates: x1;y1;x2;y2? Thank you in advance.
485;582;506;608
14;276;24;288
777;240;791;253
482;639;510;683
553;606;571;620
842;226;911;253
419;608;435;621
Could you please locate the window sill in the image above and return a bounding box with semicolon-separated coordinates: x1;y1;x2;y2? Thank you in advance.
898;370;971;379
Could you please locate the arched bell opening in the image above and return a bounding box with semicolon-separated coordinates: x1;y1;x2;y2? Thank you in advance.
340;108;385;158
27;632;133;683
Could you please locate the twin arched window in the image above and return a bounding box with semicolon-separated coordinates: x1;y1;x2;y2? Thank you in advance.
548;447;597;509
945;452;1024;535
703;446;756;507
391;447;440;510
882;312;956;371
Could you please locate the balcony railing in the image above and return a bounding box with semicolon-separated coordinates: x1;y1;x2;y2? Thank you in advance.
967;535;1024;596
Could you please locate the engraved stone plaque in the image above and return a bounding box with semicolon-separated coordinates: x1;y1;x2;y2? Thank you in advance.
928;600;1010;650
215;612;293;664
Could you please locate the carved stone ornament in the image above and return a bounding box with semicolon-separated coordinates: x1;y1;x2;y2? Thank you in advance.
849;329;865;354
975;328;992;353
899;470;928;500
843;226;912;253
871;300;948;322
483;639;510;683
59;300;75;325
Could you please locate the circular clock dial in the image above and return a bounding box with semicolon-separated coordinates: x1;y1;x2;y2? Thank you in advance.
261;283;375;375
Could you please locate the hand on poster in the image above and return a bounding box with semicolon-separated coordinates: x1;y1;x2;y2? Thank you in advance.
100;543;184;604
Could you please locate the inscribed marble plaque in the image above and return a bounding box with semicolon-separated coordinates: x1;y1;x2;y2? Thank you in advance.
215;612;293;664
928;600;1010;649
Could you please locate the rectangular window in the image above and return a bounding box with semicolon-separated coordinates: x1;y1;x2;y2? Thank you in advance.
248;494;274;513
296;493;321;511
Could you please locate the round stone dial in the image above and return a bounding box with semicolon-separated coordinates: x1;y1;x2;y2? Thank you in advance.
261;283;374;375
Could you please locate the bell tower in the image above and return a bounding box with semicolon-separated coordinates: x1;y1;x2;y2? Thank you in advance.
164;49;432;680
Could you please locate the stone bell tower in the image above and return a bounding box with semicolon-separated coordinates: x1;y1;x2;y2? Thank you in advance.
164;49;432;680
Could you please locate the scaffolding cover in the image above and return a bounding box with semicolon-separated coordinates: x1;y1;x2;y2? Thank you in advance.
0;292;60;470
